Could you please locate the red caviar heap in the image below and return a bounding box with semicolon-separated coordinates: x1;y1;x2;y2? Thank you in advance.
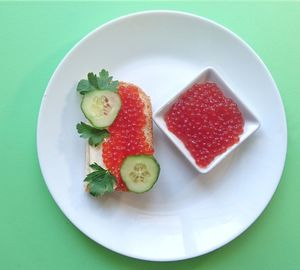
165;82;244;167
102;84;154;191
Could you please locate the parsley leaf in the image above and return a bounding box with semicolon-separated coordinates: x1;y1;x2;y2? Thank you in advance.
97;69;119;91
77;79;95;94
76;69;119;94
85;163;116;196
76;122;109;146
87;72;98;89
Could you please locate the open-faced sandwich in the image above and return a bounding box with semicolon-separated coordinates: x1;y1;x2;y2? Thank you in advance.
76;69;160;196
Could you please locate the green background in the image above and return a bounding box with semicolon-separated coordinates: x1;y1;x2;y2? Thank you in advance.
0;1;299;269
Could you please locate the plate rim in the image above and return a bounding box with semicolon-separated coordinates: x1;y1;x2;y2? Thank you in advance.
36;10;287;261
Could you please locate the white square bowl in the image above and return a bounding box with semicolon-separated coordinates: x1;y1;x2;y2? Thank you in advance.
154;67;260;174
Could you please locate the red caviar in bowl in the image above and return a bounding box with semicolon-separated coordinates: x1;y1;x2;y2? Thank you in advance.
165;82;244;168
102;84;153;191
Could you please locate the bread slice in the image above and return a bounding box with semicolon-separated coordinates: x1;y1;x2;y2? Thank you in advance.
86;82;153;190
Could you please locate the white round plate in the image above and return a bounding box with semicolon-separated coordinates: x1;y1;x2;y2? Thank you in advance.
37;11;287;261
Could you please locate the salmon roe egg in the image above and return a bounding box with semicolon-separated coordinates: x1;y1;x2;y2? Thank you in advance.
102;84;154;191
165;82;244;168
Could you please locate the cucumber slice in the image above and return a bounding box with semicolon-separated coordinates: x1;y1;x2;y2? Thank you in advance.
81;90;121;128
120;155;160;193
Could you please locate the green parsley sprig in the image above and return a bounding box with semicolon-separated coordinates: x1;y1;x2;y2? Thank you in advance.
85;163;116;196
76;122;109;146
77;69;119;94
